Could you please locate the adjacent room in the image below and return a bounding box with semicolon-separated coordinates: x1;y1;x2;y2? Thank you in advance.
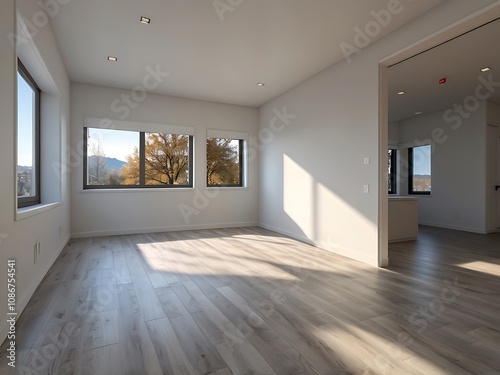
387;18;500;244
1;0;500;374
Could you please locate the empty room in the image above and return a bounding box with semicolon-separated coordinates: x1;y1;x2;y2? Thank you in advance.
1;0;500;374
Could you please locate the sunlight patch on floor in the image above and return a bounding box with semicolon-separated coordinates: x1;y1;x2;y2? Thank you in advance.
136;242;301;280
458;260;500;276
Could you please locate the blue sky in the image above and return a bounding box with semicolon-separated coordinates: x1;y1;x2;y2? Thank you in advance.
413;145;431;175
17;72;34;167
88;128;138;161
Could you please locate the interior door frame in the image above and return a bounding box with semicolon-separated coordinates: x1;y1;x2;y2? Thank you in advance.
487;124;499;232
378;2;500;266
497;129;500;231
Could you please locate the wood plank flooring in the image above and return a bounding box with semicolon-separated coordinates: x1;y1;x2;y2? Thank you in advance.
1;226;500;374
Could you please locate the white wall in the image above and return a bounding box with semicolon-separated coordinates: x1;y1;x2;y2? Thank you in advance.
389;122;400;146
487;100;500;126
398;105;488;233
0;0;71;343
259;0;498;266
70;83;259;237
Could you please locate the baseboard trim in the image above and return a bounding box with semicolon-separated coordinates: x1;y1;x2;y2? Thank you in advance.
485;229;500;234
0;234;71;345
389;236;418;243
259;223;379;267
259;223;316;246
71;222;259;238
419;222;488;234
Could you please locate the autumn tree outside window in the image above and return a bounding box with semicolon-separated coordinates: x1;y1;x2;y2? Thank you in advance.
206;129;247;188
207;138;243;187
83;120;193;189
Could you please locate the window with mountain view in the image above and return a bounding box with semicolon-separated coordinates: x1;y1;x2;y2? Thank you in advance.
207;138;244;187
84;127;192;188
409;145;431;194
17;60;40;208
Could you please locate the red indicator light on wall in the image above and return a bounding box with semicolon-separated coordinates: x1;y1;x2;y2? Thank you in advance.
439;77;447;85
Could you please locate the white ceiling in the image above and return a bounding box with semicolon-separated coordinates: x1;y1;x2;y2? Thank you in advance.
47;0;444;107
388;18;500;122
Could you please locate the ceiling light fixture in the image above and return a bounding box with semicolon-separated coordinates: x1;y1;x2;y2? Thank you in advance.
107;56;118;62
397;91;406;95
256;83;265;87
414;111;423;115
480;67;491;72
140;16;151;24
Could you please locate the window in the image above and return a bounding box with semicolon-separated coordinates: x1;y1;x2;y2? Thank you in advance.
84;127;193;188
409;145;431;194
207;138;244;187
388;149;397;194
17;60;41;208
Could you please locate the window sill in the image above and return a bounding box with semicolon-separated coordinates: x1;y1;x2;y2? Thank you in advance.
16;202;61;221
78;187;250;193
206;186;248;191
79;188;195;193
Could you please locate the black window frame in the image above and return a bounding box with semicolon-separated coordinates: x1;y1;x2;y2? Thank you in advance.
206;138;244;188
408;146;431;195
17;59;41;208
388;149;397;195
83;127;193;189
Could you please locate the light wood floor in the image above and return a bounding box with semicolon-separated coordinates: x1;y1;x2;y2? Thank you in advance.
1;226;500;374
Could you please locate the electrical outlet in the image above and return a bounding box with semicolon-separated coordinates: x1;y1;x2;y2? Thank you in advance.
363;157;370;165
363;185;369;193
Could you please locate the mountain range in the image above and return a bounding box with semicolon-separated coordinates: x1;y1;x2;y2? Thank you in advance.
88;156;126;172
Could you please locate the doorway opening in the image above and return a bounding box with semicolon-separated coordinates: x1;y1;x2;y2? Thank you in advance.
378;4;500;266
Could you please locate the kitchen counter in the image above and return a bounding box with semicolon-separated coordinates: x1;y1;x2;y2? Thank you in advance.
388;196;418;242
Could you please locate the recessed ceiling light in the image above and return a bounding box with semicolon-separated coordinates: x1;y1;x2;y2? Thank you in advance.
107;56;118;62
140;16;151;24
256;83;265;87
397;91;406;95
414;111;423;115
480;67;491;72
